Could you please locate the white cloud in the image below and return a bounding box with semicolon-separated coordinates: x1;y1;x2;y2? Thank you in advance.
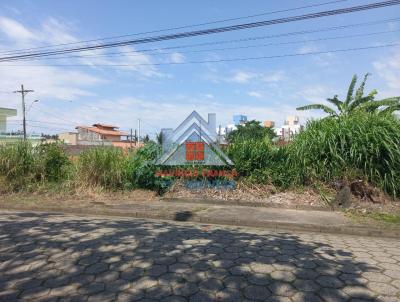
0;17;36;41
39;17;78;45
247;91;263;98
373;48;400;97
296;85;329;104
211;69;287;85
297;44;318;55
169;52;185;64
262;70;286;83
229;71;257;83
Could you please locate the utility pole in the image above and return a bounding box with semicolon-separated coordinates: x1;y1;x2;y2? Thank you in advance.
137;118;141;144
130;129;133;148
134;129;137;144
13;84;34;140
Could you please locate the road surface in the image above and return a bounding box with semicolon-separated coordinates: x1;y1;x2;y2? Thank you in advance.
0;210;399;301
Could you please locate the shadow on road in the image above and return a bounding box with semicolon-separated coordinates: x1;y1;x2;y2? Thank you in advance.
0;211;394;301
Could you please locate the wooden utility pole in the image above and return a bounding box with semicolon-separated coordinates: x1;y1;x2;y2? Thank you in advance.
13;84;34;140
130;128;133;148
137;118;141;144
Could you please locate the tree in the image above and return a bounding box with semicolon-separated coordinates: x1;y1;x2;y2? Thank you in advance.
296;73;400;117
156;132;163;145
142;134;150;144
227;120;276;143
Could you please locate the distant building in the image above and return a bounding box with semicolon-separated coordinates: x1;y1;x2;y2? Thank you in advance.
58;132;78;145
263;120;275;128
233;115;247;126
0;107;17;133
274;116;303;141
59;123;142;150
76;123;128;144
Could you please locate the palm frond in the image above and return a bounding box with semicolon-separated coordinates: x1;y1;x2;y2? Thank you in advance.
326;95;343;111
348;89;377;112
354;73;370;102
345;74;357;105
359;97;400;113
296;104;338;116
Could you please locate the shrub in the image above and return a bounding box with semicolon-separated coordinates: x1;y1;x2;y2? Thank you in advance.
227;137;271;181
287;112;400;197
124;142;160;190
0;142;70;191
36;143;70;182
226;137;295;187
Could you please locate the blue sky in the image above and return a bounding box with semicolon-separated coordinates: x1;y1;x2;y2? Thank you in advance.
0;0;399;136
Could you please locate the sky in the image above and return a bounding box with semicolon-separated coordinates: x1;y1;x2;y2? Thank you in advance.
0;0;399;137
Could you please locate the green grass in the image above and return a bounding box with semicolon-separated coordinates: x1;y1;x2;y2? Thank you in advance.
369;212;400;224
287;112;400;197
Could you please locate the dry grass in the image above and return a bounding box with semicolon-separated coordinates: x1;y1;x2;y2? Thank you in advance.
0;187;159;209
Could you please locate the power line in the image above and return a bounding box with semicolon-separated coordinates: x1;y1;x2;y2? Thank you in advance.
34;17;400;60
1;0;399;62
12;28;400;62
3;43;398;67
0;0;351;56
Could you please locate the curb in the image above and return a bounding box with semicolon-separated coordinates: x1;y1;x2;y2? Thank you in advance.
161;197;332;212
1;205;399;239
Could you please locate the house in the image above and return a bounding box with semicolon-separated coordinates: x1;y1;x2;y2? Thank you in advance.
59;123;142;150
157;111;233;166
76;123;128;144
58;132;78;145
0;107;17;133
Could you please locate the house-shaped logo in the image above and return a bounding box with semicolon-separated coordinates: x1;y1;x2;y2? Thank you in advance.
156;111;233;166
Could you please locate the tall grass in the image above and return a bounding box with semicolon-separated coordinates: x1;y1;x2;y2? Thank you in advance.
0;142;69;190
75;147;127;189
75;142;160;190
288;112;400;197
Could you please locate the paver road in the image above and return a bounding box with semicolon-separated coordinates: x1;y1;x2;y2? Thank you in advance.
0;210;399;301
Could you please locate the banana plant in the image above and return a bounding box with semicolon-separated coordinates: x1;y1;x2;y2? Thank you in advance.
296;73;400;117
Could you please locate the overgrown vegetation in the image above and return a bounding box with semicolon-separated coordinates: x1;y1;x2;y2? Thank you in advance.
286;112;400;197
227;120;276;143
1;75;399;201
0;142;69;191
0;141;160;193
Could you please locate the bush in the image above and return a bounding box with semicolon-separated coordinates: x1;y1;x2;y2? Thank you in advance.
287;112;400;197
36;143;70;182
226;137;295;187
0;142;70;191
124;142;160;190
227;137;271;181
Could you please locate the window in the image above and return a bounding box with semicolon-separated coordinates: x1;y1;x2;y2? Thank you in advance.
185;142;204;161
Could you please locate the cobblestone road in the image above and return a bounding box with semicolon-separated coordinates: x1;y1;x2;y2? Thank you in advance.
0;211;400;302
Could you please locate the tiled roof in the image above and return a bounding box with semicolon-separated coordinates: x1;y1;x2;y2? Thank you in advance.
76;126;128;136
92;123;118;128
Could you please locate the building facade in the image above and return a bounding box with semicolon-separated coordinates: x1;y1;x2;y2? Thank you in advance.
0;107;17;133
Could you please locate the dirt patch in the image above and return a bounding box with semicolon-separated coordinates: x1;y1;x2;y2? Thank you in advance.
0;188;159;208
163;180;327;208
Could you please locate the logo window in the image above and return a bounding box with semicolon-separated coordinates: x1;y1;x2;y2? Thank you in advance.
185;142;204;161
